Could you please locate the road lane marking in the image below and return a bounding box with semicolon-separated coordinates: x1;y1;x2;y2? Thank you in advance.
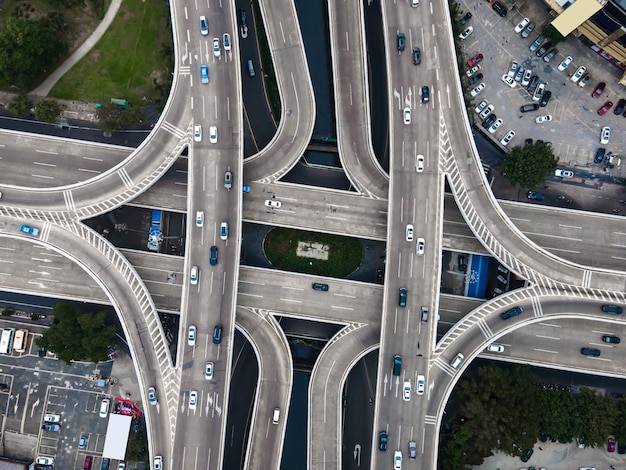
36;150;58;155
536;335;560;340
544;247;580;254
334;294;356;298
238;293;263;298
283;286;304;291
559;224;581;229
523;231;582;241
280;298;302;304
239;280;265;285
326;216;347;221
331;306;353;311
508;217;531;223
537;322;561;328
33;162;56;167
533;348;558;354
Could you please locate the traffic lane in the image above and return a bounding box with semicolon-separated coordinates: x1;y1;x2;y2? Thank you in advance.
499;201;626;272
237;267;383;324
236;307;292;470
241;182;388;240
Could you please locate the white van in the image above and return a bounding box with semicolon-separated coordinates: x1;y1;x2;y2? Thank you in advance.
450;353;464;369
99;398;110;418
272;407;280;424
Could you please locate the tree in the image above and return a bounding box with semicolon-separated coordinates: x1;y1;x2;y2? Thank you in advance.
502;142;559;189
9;94;33;117
96;103;145;133
35;99;62;123
614;397;626;444
36;303;117;364
542;24;566;46
573;387;615;448
538;387;576;443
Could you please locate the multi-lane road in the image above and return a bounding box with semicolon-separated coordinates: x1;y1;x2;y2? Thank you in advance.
0;0;625;469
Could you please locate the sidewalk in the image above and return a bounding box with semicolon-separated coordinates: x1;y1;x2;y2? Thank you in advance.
31;0;123;98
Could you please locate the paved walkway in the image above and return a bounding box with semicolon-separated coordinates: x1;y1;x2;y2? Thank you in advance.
31;0;123;97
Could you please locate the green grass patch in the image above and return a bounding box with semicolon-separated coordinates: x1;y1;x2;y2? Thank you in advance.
252;0;281;122
50;0;173;105
264;227;363;277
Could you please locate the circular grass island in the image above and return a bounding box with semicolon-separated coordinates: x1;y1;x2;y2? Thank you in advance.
263;227;363;278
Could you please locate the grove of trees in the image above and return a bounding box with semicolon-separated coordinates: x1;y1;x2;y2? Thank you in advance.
36;303;117;364
502;141;559;189
439;363;626;469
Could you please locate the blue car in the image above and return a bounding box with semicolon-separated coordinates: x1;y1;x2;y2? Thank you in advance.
213;325;222;344
501;306;523;320
210;246;218;266
526;191;545;201
242;185;251;193
19;224;40;236
200;65;209;84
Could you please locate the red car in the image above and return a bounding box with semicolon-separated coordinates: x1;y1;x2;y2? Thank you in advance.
598;101;613;115
592;82;605;98
83;456;93;470
608;437;616;452
467;54;484;67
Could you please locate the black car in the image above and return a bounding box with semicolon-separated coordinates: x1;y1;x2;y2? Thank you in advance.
594;147;606;164
614;98;626;115
213;325;223;344
540;90;552;107
460;12;472;25
527;75;539;94
602;335;621;344
238;8;247;27
379;431;388;451
581;347;601;356
501;306;523;320
536;42;552;58
542;48;558;63
492;1;507;17
520;448;533;462
520;103;540;113
399;287;407;307
458;254;467;273
397;33;405;52
525;138;533;146
38;346;46;357
618;443;626;454
312;283;329;291
412;47;421;65
482;113;497;129
421;85;430;103
468;73;483;85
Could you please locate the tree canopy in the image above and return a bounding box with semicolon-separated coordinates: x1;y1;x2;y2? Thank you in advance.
502;142;559;189
35;99;62;123
0;16;67;86
96;103;145;133
36;303;117;364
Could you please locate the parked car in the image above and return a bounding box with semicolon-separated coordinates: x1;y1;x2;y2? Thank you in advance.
514;66;525;82
594;148;606;164
467;54;484;67
488;118;503;134
557;55;573;71
520;448;534;462
500;130;515;146
613;98;626;115
514;17;529;33
520;103;539;113
540;90;552;107
482;113;497;129
600;126;611;144
460;12;472;25
42;423;60;432
527;75;539;94
526;191;545;201
501;74;516;88
536;115;552;124
608;437;616;452
521;69;532;87
521;22;535;38
507;60;518;78
578;73;591;87
470;83;486;97
592;82;606;98
543;48;558;62
468;73;484;85
529;35;544;52
532;82;545;102
492;1;507;16
535;42;552;57
570;65;586;82
554;168;573;178
598;101;613;115
479;104;495;120
459;26;473;40
467;65;482;77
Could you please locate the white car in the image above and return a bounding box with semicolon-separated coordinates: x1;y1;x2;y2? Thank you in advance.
487;343;505;353
474;98;488;114
212;37;220;57
488;118;503;134
36;457;54;465
148;387;158;405
570;65;586;82
557;55;573;71
405;224;414;242
265;199;282;208
532;82;545;101
220;221;229;240
194;124;202;142
43;413;61;423
403;380;411;401
521;69;532;87
190;265;199;285
223;32;231;51
479;104;494;120
514;17;530;34
199;16;208;36
416;154;424;172
412;0;418;6
209;126;218;143
154;456;163;470
467;65;482;78
555;168;573;178
600;126;610;144
189;391;197;410
188;325;196;346
394;450;402;469
416;374;425;395
403;107;411;124
195;210;204;227
205;361;214;380
470;83;485;97
535;115;552;124
501;74;516;88
500;130;515;146
507;60;518;78
118;464;126;470
458;26;473;40
416;238;425;255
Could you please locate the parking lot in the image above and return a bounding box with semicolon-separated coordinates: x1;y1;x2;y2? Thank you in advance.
0;320;143;469
459;0;625;181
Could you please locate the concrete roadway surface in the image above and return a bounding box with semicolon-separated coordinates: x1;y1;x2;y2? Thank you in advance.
328;0;389;199
0;130;133;188
370;1;446;469
241;0;316;184
171;0;242;468
0;221;175;467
